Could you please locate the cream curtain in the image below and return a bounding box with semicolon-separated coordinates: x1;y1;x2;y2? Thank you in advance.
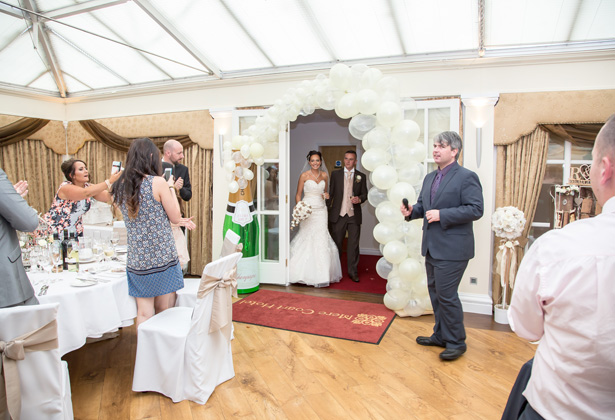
0;139;64;215
493;127;550;305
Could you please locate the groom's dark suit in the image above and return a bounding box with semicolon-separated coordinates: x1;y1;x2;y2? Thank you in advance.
327;168;368;280
407;161;483;350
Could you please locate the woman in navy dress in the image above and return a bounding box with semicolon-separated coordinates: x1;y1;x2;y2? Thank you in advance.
112;138;195;328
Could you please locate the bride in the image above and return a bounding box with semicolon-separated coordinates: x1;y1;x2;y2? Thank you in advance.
289;150;342;287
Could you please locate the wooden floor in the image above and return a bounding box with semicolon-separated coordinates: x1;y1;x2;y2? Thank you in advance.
63;284;536;420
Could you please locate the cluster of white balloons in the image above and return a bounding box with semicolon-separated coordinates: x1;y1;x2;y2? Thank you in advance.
222;63;430;317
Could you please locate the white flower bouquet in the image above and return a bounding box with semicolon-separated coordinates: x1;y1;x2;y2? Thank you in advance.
290;201;312;230
491;206;526;240
492;206;526;312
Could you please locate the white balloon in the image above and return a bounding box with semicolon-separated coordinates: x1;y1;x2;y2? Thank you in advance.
243;168;254;181
367;187;388;207
371;165;398;190
397;164;422;185
254;156;265;166
360;68;383;90
375;201;404;224
376;76;401;102
264;142;279;159
403;97;418;119
377;101;404;128
399;258;423;282
223;160;236;173
329;63;352;90
375;257;393;279
384;289;410;311
383;240;408;264
364;126;390;150
349;114;377;140
387;182;416;207
335;92;359;119
223;141;233;151
373;222;402;244
237;178;248;189
228;181;239;193
233;166;244;178
249;142;265;158
391;120;421;145
408;141;427;163
361;148;388;172
355;89;380;115
231;135;243;149
400;298;426;317
240;144;251;159
223;149;232;161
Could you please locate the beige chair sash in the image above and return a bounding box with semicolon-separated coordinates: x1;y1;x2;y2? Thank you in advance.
197;267;238;339
0;319;59;420
220;238;243;258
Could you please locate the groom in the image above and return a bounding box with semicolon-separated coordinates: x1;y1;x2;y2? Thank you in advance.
327;150;368;282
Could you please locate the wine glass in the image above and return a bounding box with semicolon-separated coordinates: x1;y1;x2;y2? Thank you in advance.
38;247;54;277
103;240;115;262
111;231;120;247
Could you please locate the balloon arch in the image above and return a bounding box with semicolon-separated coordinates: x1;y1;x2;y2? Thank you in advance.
222;63;431;317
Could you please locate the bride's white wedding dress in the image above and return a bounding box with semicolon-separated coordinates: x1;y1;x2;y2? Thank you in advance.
289;179;342;287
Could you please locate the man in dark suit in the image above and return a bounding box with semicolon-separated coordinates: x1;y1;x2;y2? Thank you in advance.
0;169;40;308
401;131;483;361
163;139;192;202
327;150;368;282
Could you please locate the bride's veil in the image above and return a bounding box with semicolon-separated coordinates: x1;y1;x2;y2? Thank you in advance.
300;150;329;177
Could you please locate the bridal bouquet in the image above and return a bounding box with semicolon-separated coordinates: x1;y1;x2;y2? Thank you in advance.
290;201;312;230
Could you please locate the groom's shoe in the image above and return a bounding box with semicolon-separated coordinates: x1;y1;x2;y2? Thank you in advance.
416;336;446;348
350;274;360;282
439;348;466;361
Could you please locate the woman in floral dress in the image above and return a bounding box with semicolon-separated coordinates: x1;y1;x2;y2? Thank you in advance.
42;158;121;236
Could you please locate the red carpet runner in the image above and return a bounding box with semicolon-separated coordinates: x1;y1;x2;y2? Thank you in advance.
233;290;395;344
327;253;386;295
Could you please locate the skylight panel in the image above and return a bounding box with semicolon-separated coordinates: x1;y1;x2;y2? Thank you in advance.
28;71;61;92
150;0;272;72
0;35;49;86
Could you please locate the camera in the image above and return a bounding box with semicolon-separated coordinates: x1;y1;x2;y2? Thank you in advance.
163;167;172;181
111;161;122;174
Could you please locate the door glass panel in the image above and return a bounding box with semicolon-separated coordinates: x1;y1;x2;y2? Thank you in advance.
570;143;592;160
261;163;279;211
428;108;451;149
547;136;565;160
260;213;279;262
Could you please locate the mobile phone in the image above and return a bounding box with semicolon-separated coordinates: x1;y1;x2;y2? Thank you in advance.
163;168;172;181
112;161;122;174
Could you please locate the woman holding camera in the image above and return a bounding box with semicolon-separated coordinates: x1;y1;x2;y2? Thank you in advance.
111;138;195;328
41;158;121;236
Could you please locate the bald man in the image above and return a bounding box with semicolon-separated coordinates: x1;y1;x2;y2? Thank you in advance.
508;114;615;419
163;140;192;202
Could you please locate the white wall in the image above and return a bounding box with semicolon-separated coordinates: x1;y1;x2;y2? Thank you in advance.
2;56;614;314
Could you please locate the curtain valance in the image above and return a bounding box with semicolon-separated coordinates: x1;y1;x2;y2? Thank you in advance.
0;118;50;147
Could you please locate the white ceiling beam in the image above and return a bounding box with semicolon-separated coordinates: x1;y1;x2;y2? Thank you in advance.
218;0;275;67
132;0;220;78
44;0;129;20
296;0;337;61
21;0;67;98
0;2;23;19
386;0;407;54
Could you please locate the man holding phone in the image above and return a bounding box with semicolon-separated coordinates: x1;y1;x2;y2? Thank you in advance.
162;139;192;202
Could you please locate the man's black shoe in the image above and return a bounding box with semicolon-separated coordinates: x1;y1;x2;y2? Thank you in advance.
439;348;466;361
416;336;446;348
350;274;360;282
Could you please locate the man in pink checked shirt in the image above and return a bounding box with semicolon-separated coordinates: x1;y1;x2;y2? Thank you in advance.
507;114;615;420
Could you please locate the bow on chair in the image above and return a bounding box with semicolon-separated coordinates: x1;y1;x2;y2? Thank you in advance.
0;319;59;420
197;267;238;340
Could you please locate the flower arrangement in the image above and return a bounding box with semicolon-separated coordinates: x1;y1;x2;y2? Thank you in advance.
492;206;526;313
290;201;312;230
491;206;526;241
555;185;579;195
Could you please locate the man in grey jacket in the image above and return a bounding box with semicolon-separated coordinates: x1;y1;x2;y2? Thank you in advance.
0;168;39;308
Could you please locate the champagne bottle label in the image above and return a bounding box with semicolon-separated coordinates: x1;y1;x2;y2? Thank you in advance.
232;200;252;227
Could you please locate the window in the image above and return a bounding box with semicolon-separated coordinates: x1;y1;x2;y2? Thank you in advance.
528;133;593;246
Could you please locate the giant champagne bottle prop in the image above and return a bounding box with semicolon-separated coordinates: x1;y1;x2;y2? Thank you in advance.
223;163;260;294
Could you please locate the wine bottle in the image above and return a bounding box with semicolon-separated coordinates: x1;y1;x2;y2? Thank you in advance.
222;162;260;294
61;230;69;270
52;232;63;273
67;231;79;272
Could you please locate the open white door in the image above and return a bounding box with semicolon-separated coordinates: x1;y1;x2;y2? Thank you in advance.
233;110;288;285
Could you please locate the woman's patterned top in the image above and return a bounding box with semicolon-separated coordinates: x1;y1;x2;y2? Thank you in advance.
119;175;179;275
42;181;91;236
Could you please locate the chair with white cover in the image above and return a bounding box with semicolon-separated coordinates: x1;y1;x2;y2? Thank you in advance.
132;252;242;404
175;229;242;308
0;302;73;420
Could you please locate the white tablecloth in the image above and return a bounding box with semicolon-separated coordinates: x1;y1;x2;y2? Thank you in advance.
28;265;137;356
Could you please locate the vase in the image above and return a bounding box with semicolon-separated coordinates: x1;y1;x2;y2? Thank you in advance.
494;304;509;324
